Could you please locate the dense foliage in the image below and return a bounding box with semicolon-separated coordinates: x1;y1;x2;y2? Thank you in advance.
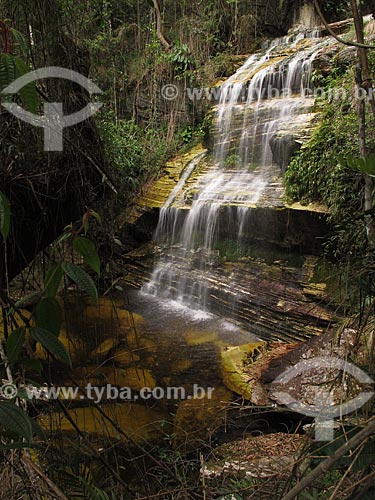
284;32;375;305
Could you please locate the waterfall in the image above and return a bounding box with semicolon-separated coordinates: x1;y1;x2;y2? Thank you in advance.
142;32;330;314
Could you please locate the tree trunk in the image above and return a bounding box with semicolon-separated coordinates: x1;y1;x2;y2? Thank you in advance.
153;0;171;52
355;66;375;244
351;0;375;119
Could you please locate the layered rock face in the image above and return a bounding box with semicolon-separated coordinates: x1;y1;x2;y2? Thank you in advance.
120;31;344;342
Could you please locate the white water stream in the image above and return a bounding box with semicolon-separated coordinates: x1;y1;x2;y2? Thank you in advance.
142;30;330;313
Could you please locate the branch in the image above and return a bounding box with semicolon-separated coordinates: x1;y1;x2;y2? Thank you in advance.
22;455;70;500
281;418;375;500
313;0;375;50
152;0;171;52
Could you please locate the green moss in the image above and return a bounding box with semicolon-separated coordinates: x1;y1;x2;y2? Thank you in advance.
284;51;375;268
221;342;266;400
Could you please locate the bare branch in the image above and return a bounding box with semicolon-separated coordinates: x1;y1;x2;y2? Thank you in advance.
152;0;171;52
313;0;375;50
281;418;375;500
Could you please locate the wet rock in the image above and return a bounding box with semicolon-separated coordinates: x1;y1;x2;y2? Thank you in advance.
225;327;373;423
221;342;267;400
270;133;302;173
335;46;357;69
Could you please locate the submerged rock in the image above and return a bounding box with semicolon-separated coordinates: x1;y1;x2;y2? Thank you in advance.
173;386;232;451
40;402;170;443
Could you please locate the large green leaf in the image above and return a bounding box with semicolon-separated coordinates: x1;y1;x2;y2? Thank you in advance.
341;153;375;178
9;28;28;59
43;263;64;298
0;53;38;112
73;237;100;276
0;402;32;442
30;327;72;367
62;262;98;301
35;297;62;336
0;53;17;97
13;56;39;113
29;416;46;440
0;191;10;241
5;327;25;365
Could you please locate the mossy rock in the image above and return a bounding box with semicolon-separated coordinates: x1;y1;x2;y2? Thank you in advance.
221;342;266;400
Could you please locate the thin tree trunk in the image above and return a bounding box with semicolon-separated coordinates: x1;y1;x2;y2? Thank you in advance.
355;66;373;242
153;0;171;52
351;0;375;119
352;1;375;245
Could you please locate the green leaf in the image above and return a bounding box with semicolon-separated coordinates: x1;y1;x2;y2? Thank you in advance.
62;262;98;301
35;298;62;337
43;263;64;298
0;53;17;96
0;54;38;112
14;291;42;309
30;417;46;440
21;358;43;373
9;28;28;59
5;327;25;365
89;209;102;225
0;191;10;241
13;57;38;113
73;237;100;276
0;402;32;441
30;327;72;367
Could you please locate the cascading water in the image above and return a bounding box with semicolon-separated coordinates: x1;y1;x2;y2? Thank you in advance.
142;31;330;314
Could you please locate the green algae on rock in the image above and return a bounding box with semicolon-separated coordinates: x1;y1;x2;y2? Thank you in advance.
221;342;266;400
